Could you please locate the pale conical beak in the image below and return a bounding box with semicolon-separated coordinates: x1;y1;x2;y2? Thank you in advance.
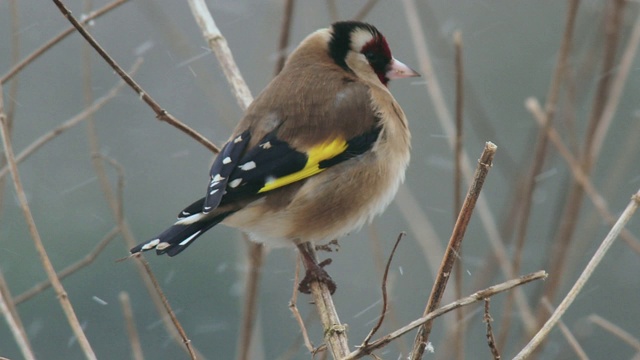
386;58;420;80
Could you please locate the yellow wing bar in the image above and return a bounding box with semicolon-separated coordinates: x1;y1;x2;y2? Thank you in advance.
258;137;347;193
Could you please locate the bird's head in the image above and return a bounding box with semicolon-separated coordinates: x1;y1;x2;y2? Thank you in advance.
328;21;420;87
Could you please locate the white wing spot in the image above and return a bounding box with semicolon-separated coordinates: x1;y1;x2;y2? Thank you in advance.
260;141;272;149
239;161;256;171
156;242;170;250
179;230;202;246
212;174;225;182
222;157;232;164
181;211;191;216
209;189;219;196
141;239;160;250
234;135;243;143
229;178;242;188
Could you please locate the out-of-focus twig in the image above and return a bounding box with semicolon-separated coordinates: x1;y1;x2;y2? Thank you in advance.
0;271;35;360
0;58;140;181
542;0;626;311
514;189;640;359
119;292;145;360
541;298;589;360
14;226;120;305
274;0;296;76
187;0;253;110
526;98;640;256
589;314;640;353
0;85;97;360
401;0;538;336
501;1;580;346
452;30;465;360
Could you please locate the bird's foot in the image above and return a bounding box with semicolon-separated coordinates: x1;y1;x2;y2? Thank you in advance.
298;258;337;295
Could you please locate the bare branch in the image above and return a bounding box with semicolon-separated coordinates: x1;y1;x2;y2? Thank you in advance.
136;257;197;360
344;271;547;360
411;142;497;359
50;0;219;153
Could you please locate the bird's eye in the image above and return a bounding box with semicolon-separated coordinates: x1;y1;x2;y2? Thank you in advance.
364;51;375;60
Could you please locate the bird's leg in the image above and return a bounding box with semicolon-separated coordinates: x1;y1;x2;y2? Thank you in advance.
297;242;337;294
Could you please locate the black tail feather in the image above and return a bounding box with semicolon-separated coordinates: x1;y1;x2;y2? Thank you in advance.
130;212;232;257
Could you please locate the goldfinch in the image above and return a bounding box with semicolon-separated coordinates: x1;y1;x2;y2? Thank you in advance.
131;21;419;292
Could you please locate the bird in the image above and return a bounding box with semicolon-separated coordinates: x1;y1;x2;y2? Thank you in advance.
130;21;419;293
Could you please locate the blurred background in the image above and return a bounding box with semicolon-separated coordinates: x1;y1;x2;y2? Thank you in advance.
1;0;639;359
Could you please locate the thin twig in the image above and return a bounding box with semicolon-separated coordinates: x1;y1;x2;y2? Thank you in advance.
0;85;97;360
541;298;589;360
0;271;35;360
484;299;501;360
589;314;640;353
136;256;197;360
343;271;547;360
1;0;129;84
50;0;219;153
514;189;640;359
289;254;315;354
119;292;145;360
361;232;404;346
411;142;497;359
